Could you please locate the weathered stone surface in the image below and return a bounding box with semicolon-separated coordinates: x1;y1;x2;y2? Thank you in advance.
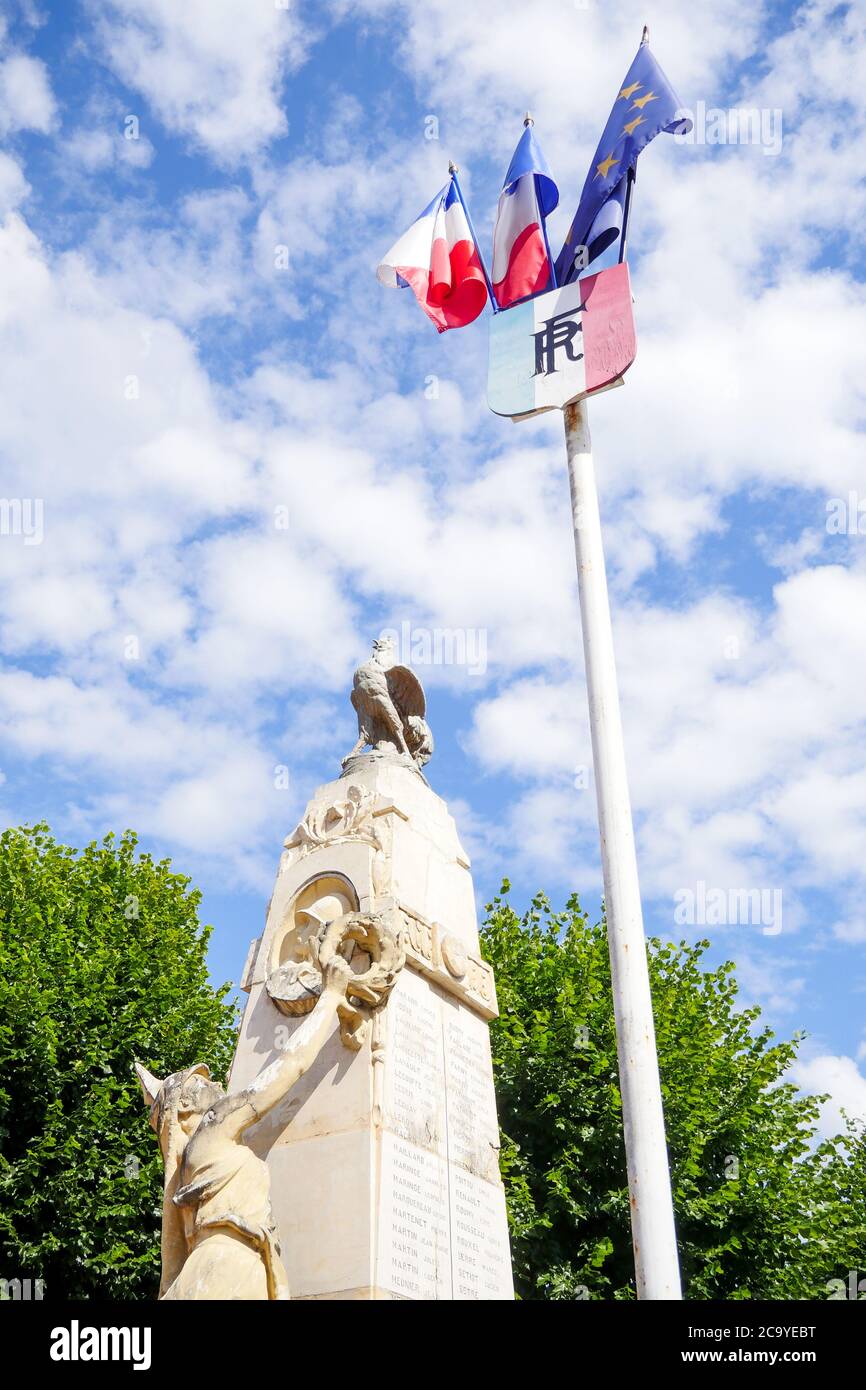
139;650;513;1301
134;910;402;1301
230;750;514;1300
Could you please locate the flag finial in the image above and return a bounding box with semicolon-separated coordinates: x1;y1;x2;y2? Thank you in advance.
523;111;534;127
641;25;649;44
448;159;458;174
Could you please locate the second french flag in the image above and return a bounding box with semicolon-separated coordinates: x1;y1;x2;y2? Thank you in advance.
491;122;559;308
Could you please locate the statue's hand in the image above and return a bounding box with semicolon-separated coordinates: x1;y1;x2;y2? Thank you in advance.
311;912;405;1040
321;948;353;997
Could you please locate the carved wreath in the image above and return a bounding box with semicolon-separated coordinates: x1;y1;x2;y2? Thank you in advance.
267;910;405;1051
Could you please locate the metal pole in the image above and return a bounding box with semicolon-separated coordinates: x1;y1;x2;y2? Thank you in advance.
448;162;499;313
563;395;682;1301
617;24;648;266
537;173;558;290
619;166;636;265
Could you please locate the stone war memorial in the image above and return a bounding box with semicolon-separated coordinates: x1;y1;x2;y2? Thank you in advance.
137;637;514;1300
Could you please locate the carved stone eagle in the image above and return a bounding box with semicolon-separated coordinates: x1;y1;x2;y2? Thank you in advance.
342;637;433;769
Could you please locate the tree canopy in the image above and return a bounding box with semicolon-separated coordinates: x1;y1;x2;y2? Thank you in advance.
2;829;862;1302
0;824;237;1300
481;883;866;1300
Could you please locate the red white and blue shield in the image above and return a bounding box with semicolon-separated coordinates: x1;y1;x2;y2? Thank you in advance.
487;262;637;421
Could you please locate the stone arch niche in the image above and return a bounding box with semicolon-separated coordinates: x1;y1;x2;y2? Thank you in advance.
270;873;359;971
265;875;379;1025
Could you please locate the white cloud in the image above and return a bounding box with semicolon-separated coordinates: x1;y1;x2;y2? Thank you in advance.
0;149;28;214
733;951;807;1018
508;785;597;881
464;565;866;913
347;0;763;152
468;678;586;779
164;529;360;695
64;124;155;172
8;170;864;927
762;526;825;576
0;200;355;880
83;188;253;325
0;49;55;135
791;1053;866;1138
87;0;310;163
0;0;863;1074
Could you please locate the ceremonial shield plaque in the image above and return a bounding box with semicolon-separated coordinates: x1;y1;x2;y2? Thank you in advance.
487;261;637;421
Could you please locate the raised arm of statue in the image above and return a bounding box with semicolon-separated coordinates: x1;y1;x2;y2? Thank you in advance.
211;947;353;1141
134;909;405;1301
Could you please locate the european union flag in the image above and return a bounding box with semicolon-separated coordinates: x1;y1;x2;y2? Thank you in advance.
555;36;691;285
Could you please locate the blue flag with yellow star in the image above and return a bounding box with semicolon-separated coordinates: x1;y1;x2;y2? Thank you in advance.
555;38;691;284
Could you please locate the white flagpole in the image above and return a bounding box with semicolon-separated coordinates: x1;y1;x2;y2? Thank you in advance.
563;395;682;1301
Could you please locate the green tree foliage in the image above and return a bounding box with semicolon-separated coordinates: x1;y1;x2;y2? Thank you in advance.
481;884;866;1300
0;824;238;1300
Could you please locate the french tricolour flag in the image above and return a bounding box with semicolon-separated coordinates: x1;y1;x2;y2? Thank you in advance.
377;179;488;333
492;125;559;308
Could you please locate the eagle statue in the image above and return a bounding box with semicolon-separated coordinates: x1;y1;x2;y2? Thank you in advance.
342;637;433;770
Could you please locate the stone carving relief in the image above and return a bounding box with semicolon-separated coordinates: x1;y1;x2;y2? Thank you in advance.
267;876;405;1050
440;933;468;980
397;905;498;1019
135;911;404;1301
270;878;358;977
268;906;405;1051
281;784;384;871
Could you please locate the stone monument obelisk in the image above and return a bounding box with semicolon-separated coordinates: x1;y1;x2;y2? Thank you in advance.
229;638;514;1300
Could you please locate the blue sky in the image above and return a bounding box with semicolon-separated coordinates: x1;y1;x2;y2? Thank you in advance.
0;0;864;1136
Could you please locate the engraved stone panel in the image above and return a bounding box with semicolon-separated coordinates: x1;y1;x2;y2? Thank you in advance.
376;1134;451;1300
376;964;512;1299
443;1000;502;1184
382;966;446;1154
450;1167;513;1300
